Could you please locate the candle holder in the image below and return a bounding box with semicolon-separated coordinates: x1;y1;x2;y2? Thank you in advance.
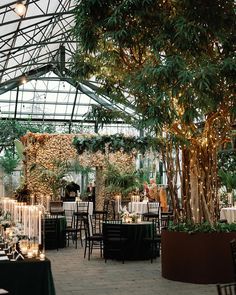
39;251;45;261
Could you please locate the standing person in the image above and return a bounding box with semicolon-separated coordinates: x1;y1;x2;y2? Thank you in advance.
87;181;96;210
65;181;80;201
148;178;160;202
160;186;168;212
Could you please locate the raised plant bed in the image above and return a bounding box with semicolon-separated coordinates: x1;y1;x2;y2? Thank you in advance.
161;230;236;284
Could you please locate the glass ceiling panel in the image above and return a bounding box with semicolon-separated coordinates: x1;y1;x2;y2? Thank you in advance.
0;0;139;135
0;0;76;83
0;71;105;122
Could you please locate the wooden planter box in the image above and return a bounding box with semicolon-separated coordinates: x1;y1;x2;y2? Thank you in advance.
161;230;236;284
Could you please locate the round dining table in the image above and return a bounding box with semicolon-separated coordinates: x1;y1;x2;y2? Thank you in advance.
103;221;159;260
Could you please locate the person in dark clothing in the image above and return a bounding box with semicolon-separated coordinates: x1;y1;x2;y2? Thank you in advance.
64;182;80;201
86;182;96;209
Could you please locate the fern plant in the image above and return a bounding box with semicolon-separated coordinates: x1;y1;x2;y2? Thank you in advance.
218;169;236;192
104;162;142;198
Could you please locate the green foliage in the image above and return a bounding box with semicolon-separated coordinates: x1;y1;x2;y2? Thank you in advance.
83;105;133;129
218;149;236;192
218;149;236;172
218;169;236;192
73;134;162;155
73;0;235;134
69;160;93;176
30;160;70;200
0;149;19;175
168;221;236;233
0;119;56;150
104;162;142;197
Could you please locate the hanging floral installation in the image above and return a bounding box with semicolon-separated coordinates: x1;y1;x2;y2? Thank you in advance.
73;133;162;155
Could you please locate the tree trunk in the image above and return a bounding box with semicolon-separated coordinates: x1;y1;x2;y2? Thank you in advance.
95;167;105;210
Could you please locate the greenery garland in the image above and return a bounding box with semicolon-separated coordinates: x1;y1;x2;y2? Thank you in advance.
73;134;162;155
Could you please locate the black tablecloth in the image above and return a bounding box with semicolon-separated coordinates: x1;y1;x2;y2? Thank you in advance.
44;216;66;249
0;258;55;295
103;222;158;260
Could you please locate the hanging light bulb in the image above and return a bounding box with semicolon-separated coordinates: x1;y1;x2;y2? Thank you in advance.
14;2;26;16
21;75;27;84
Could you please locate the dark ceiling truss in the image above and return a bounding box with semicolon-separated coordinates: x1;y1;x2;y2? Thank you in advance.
0;0;40;11
0;0;30;83
0;0;141;131
0;38;75;82
0;0;75;83
0;44;74;75
0;64;54;94
0;11;74;28
0;14;74;55
0;116;125;125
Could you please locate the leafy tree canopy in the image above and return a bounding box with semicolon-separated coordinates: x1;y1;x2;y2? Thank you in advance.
73;0;235;135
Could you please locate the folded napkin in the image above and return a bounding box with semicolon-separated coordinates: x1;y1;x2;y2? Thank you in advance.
0;256;9;261
0;289;9;294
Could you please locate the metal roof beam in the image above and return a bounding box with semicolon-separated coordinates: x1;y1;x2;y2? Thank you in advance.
0;11;74;28
0;64;54;94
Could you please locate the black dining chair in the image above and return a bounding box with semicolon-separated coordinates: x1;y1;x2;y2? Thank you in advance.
160;211;174;231
49;201;65;216
65;209;80;248
217;282;236;294
44;215;59;251
143;219;161;263
92;199;109;234
73;202;90;246
143;202;160;219
103;220;127;263
83;215;104;260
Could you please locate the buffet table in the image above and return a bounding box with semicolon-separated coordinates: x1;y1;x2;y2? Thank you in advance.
0;258;55;295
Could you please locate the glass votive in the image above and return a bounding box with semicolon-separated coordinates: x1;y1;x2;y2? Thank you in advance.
21;246;28;255
32;248;38;257
39;252;45;261
27;251;33;258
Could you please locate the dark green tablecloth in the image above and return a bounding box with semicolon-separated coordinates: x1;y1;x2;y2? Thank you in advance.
0;258;55;295
44;216;67;249
103;222;158;260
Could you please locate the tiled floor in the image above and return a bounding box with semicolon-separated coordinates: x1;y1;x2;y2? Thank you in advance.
46;245;217;295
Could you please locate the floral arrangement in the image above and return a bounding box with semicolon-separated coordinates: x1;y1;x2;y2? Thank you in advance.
7;223;24;244
119;205;140;223
119;205;129;220
0;211;12;229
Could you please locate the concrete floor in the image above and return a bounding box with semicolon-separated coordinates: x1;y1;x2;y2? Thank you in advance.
46;245;217;295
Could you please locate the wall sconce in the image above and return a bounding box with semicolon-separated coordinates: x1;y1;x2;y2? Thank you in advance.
14;2;26;17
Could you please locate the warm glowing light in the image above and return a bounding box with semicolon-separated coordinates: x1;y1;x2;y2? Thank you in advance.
14;2;26;16
21;76;27;84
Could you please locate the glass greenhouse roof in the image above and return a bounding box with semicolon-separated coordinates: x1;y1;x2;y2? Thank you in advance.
0;0;138;132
